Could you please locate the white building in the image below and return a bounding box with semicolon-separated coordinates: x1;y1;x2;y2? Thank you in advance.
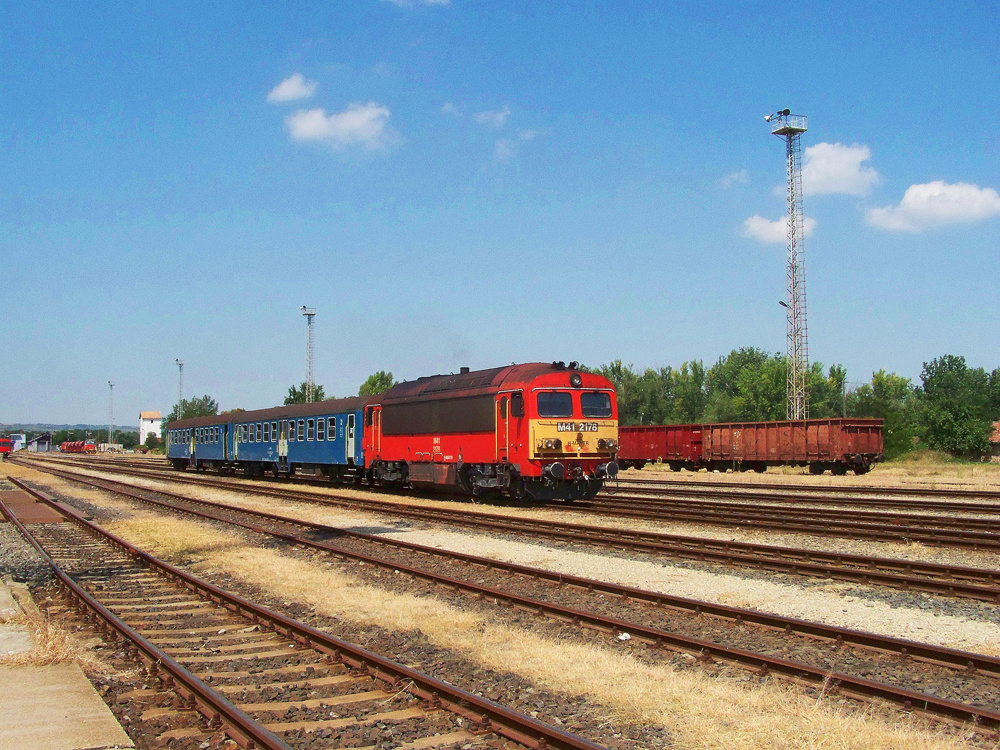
139;411;162;445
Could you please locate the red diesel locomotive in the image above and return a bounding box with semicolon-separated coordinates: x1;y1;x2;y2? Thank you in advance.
363;362;620;500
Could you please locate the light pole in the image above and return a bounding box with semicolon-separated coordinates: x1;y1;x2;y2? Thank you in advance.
765;109;810;420
300;306;316;403
107;381;115;452
174;359;184;412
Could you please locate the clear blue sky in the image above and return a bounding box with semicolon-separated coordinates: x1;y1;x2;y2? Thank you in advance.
3;1;998;425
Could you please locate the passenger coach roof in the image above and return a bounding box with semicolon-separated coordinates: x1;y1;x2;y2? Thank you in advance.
376;362;568;405
168;396;369;429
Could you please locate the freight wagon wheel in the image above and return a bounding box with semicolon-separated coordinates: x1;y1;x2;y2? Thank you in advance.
853;465;871;475
831;464;848;476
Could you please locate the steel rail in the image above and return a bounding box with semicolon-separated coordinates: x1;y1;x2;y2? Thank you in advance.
605;479;1000;514
573;494;1000;537
18;457;1000;602
14;474;1000;730
612;475;1000;502
0;491;295;750
7;478;606;750
20;470;1000;679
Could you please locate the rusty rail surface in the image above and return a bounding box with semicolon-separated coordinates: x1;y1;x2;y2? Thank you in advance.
12;472;1000;730
5;477;606;750
16;456;1000;603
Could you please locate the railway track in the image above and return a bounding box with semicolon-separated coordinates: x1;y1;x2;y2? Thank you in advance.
610;475;1000;504
43;456;1000;551
17;455;1000;603
10;472;1000;734
0;482;607;750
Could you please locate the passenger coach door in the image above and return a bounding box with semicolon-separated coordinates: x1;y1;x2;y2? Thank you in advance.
496;396;509;462
346;415;356;465
278;420;288;471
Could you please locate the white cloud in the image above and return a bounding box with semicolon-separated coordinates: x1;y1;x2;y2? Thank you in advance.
285;103;396;150
381;0;449;6
267;73;318;103
719;169;749;188
473;106;511;129
802;142;880;196
493;130;544;163
441;102;462;117
743;214;817;245
866;180;1000;232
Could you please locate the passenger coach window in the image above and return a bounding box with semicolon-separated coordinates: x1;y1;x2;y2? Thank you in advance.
581;392;613;418
271;422;277;441
307;419;315;441
328;417;336;437
298;420;305;440
264;423;270;442
256;423;262;442
317;418;326;441
289;421;296;441
537;392;573;418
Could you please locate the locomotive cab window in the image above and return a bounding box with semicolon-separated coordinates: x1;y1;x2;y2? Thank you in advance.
537;392;573;418
511;392;524;418
581;392;613;418
500;396;507;419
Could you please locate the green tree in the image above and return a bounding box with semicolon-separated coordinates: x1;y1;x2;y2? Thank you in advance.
704;348;783;421
848;370;918;459
807;362;848;418
116;430;139;450
143;432;161;450
359;371;397;396
918;355;993;457
284;382;327;405
163;395;219;426
672;360;707;423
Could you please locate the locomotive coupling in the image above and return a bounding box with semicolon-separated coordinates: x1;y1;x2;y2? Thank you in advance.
595;461;619;478
542;462;566;480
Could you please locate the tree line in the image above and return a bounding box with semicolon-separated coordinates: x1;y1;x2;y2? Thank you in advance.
592;350;1000;459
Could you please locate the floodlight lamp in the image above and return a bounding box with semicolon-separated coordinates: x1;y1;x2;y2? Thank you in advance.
764;114;773;122
778;300;789;308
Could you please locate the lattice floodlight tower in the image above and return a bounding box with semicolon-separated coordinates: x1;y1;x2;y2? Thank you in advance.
300;306;317;403
765;109;810;420
174;359;184;408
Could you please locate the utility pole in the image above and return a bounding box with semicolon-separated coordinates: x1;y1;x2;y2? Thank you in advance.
300;306;316;403
765;108;810;420
174;359;184;412
107;381;115;452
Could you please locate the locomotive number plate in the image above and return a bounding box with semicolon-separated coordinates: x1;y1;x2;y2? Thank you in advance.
556;422;599;432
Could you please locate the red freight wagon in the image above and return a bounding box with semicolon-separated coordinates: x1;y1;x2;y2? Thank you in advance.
619;418;884;475
617;424;702;472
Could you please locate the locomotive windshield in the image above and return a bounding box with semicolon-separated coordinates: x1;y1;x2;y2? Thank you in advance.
581;392;612;418
537;392;573;418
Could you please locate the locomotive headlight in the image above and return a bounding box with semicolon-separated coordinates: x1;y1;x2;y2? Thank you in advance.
598;439;607;449
553;438;562;450
544;439;554;449
570;373;583;387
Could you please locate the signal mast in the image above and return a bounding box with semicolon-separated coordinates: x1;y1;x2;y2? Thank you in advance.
765;108;809;420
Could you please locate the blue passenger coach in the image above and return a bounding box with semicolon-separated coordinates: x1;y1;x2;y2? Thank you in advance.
166;396;366;480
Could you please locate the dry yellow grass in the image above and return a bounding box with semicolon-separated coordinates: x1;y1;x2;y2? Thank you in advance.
0;607;114;676
105;511;981;750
